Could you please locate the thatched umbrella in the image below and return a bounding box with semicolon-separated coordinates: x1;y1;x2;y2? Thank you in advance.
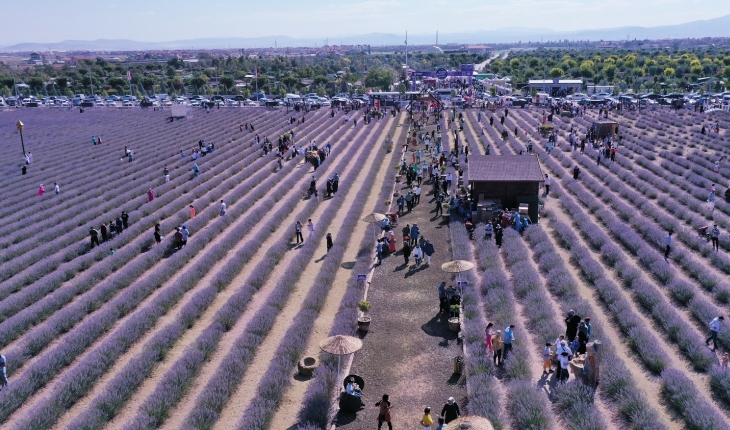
445;416;494;430
361;212;387;242
441;260;475;294
319;335;364;385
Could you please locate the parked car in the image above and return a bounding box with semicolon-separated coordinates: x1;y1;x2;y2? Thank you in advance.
122;100;134;107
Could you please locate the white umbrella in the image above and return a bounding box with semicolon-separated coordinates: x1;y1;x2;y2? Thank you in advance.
442;260;475;295
361;212;387;242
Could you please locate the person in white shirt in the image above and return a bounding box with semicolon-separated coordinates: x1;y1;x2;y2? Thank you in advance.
543;342;553;375
544;174;551;196
414;186;422;205
412;245;424;267
707;316;725;349
54;182;60;195
307;219;315;238
558;351;571;382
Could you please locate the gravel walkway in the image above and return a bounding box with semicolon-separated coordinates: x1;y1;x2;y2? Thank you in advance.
337;127;467;428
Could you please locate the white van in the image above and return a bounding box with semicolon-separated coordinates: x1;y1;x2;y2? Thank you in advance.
285;93;303;104
535;92;551;105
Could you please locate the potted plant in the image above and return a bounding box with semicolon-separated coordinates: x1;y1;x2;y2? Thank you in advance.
441;203;451;220
357;300;372;332
385;200;392;206
448;304;460;332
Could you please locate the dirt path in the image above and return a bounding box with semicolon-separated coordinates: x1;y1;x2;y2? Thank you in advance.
265;120;406;430
207;119;392;430
105;115;375;429
337;117;467;430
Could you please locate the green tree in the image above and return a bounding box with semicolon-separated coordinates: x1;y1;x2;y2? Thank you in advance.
28;77;45;94
603;63;617;81
219;75;235;93
189;74;209;94
364;67;394;90
549;67;563;78
664;67;675;78
313;75;329;86
579;60;595;78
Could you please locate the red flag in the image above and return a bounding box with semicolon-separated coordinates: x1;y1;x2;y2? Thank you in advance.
127;70;132;81
254;68;258;78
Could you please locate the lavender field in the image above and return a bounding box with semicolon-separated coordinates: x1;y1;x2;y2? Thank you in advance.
2;102;730;430
0;106;404;430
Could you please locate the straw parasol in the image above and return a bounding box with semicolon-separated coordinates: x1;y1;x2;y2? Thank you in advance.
442;260;475;294
361;212;387;242
445;416;495;430
319;335;363;385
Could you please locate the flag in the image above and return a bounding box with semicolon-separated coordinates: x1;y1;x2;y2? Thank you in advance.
254;68;258;78
127;70;132;81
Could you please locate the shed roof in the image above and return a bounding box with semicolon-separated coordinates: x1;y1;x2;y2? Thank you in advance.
468;155;544;182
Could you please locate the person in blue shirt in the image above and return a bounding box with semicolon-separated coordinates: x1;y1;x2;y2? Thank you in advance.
503;325;515;360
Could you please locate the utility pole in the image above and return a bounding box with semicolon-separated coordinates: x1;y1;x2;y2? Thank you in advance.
16;120;26;155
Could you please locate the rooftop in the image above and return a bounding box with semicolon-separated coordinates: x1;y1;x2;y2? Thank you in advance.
468;155;544;182
528;79;583;84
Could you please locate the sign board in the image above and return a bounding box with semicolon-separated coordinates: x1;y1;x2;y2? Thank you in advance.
457;281;467;288
436;68;448;80
357;274;367;281
460;64;475;72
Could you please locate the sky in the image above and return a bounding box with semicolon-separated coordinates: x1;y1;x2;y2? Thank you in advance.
3;0;730;45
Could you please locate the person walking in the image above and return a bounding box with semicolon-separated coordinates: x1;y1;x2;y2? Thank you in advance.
485;322;494;354
438;282;448;314
377;239;384;264
147;188;155;202
543;342;554;375
544;175;551;196
397;195;405;214
193;163;200;177
0;351;7;391
410;224;420;247
388;230;397;253
121;211;129;229
100;222;108;242
405;192;413;213
503;325;515;360
181;225;190;247
307;219;315;238
89;226;100;248
558;351;571;383
441;397;461;424
665;231;672;260
295;221;304;244
402;240;412;265
435;193;443;216
37;184;45;196
712;225;720;251
375;394;393;430
421;407;434;429
423;240;434;265
413;244;423;268
495;226;503;247
573;165;580;180
326;233;333;252
154;224;163;245
54;182;60;195
189;205;196;219
706;316;724;349
173;227;183;250
219;200;226;216
402;224;410;242
414;186;421;205
492;330;504;365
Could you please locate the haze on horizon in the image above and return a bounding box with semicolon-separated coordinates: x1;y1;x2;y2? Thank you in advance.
4;0;730;46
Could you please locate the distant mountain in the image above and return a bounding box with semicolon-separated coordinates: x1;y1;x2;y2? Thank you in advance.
2;14;730;52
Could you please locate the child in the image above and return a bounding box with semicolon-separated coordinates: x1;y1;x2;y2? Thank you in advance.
109;248;115;256
571;336;580;353
543;342;553;375
421;407;434;430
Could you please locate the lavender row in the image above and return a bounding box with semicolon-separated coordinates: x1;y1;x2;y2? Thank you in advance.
294;120;402;428
474;223;555;428
119;116;380;430
662;368;728;429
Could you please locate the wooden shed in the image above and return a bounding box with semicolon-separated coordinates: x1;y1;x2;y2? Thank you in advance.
593;120;619;140
468;155;544;223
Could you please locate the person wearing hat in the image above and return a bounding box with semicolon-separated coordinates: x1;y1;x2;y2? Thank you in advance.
441;397;461;424
181;225;190;247
492;330;504;365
